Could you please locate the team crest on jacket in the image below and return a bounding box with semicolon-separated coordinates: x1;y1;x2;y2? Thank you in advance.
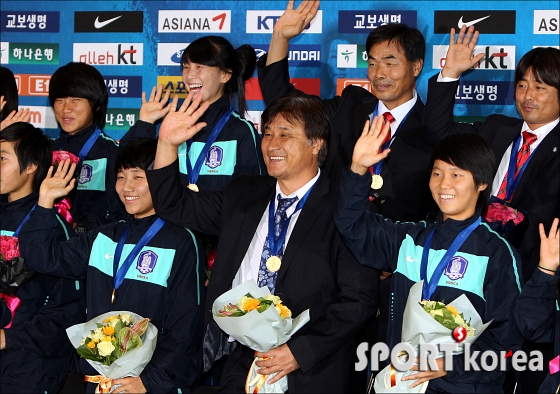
205;146;223;169
78;163;93;184
444;256;468;280
137;250;158;274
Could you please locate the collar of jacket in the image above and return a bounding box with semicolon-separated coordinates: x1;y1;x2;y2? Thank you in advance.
56;123;98;153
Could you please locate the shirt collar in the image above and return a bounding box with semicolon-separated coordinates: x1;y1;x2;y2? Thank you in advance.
376;90;417;132
275;168;321;206
521;117;559;141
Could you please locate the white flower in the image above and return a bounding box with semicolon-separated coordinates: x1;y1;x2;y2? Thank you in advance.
108;318;120;327
89;328;104;342
429;309;444;317
119;313;133;326
264;295;281;305
97;341;115;357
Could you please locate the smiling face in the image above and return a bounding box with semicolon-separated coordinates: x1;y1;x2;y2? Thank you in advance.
53;97;95;135
367;40;422;110
261;114;322;195
0;140;36;202
515;68;560;131
429;159;487;221
115;167;156;219
182;61;231;105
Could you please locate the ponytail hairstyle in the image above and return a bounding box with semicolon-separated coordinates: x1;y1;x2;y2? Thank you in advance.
181;36;256;116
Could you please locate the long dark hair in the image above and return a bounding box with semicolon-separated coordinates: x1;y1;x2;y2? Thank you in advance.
0;67;19;121
181;36;256;116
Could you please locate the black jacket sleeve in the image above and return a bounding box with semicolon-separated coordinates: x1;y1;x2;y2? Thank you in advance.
140;229;206;392
119;120;157;148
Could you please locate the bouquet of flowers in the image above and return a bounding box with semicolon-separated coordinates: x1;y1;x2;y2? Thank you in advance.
212;280;310;393
484;197;525;241
0;235;35;296
52;150;80;168
373;280;491;393
66;311;158;393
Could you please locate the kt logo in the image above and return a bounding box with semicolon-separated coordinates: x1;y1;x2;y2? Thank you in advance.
483;47;508;69
118;44;137;65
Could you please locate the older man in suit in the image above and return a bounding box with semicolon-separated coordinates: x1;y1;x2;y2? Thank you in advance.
146;92;378;393
258;0;436;223
422;26;560;394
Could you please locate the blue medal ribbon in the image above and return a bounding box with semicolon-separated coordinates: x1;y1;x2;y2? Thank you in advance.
370;105;412;176
78;127;101;163
420;216;481;300
111;218;165;302
13;204;37;237
503;134;538;202
186;108;234;186
267;185;315;258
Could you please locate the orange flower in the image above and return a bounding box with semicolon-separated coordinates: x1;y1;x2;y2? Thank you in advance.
446;305;459;316
87;341;96;349
102;325;115;336
238;296;261;312
275;304;292;320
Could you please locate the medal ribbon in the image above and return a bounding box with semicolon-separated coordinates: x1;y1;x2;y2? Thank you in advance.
186;108;234;186
420;217;481;300
503;134;538;202
78;127;102;162
267;185;315;258
112;218;165;292
369;104;412;176
13;203;37;237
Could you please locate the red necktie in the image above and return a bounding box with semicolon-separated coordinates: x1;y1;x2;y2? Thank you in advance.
378;112;395;153
496;131;537;200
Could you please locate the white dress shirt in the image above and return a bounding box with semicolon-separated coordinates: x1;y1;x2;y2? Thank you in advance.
370;90;418;146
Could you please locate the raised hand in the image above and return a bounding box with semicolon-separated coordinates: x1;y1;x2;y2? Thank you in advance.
158;90;209;147
350;116;392;175
274;0;320;40
38;159;77;209
538;218;559;275
267;0;320;65
441;25;486;79
0;108;31;131
139;84;172;124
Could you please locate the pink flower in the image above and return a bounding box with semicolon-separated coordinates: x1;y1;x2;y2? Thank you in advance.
52;150;80;165
484;203;524;225
0;235;20;260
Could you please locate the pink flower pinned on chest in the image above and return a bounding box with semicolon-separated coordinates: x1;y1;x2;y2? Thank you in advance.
52;150;80;166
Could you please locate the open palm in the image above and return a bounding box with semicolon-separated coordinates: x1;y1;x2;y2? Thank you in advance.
351;116;392;174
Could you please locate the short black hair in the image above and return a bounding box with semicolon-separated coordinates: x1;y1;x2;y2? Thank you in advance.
365;23;425;63
515;47;560;102
115;138;157;173
0;122;51;193
430;134;495;215
181;36;256;115
261;94;330;166
48;62;108;129
1;66;19;121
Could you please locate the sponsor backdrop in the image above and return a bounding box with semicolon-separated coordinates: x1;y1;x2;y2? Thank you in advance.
1;1;558;139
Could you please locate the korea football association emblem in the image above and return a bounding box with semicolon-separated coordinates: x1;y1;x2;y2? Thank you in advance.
137;250;158;274
78;163;93;184
444;256;468;280
205;146;223;169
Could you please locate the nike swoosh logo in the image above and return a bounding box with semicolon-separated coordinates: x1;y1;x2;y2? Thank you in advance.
458;15;491;29
406;256;420;263
94;15;122;29
104;253;114;259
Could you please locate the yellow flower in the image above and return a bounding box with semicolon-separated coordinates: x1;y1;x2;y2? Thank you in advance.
446;305;459;316
264;295;281;305
275;304;292;320
103;325;115;336
102;315;119;323
237;296;260;312
102;335;114;342
87;341;96;349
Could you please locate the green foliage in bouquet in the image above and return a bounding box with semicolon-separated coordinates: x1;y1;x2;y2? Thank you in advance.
419;300;476;336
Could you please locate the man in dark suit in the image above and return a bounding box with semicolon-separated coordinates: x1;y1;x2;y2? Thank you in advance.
257;0;436;223
146;92;378;393
422;25;560;393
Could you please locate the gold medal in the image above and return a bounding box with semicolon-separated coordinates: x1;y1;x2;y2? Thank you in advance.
187;184;199;192
371;174;383;189
266;256;282;272
111;289;116;305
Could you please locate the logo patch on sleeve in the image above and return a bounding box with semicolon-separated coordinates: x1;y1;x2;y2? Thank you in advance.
137;250;158;274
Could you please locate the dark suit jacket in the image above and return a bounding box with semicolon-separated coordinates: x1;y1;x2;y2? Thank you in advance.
424;74;560;281
146;162;378;393
258;55;436;223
